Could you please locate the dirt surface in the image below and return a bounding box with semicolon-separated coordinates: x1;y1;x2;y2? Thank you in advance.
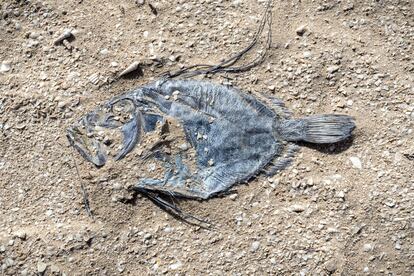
1;0;413;275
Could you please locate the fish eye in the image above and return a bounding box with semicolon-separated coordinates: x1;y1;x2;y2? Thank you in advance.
111;98;136;115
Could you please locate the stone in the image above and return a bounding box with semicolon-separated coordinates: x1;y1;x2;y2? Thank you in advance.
363;243;373;252
336;191;345;199
100;48;109;55
395;242;401;250
229;194;238;200
37;262;48;274
289;204;306;212
50;264;60;273
136;0;145;6
325;260;337;273
14;230;27;240
296;25;307;36
350;156;362;169
169;261;182;270
327;65;340;74
0;61;11;73
303;51;312;58
4;258;14;268
250;241;260;252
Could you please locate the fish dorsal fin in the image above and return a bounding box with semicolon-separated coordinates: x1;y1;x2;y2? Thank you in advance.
239;92;277;118
260;95;292;120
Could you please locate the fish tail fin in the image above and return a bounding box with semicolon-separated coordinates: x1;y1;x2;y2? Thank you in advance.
279;115;355;144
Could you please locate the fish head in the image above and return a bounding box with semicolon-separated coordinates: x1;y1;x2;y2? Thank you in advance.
67;96;142;166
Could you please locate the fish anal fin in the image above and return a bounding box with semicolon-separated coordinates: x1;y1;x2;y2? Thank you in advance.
261;144;299;177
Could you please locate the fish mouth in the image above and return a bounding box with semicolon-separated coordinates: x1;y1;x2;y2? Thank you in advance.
67;124;108;167
67;98;141;166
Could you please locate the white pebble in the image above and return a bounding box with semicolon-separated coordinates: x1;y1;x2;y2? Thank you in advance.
303;51;312;58
350;156;362;169
169;261;182;270
250;241;260;252
327;65;340;74
100;48;109;55
363;243;373;252
289;204;306;212
37;262;48;273
0;61;11;73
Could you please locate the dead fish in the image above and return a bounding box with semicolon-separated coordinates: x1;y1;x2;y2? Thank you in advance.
67;79;355;199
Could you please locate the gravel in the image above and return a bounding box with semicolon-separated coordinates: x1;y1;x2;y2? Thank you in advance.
0;0;413;275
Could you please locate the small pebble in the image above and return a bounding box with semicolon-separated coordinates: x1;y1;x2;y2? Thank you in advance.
163;227;173;233
4;258;14;268
350;156;362;169
303;51;312;58
296;25;307;36
37;262;48;274
14;230;27;240
178;143;189;151
112;183;122;190
229;194;238;200
117;262;125;273
325;260;337;273
327;65;340;74
336;191;345;199
29;32;39;39
250;241;260;252
169;261;182;270
363;243;373;252
100;48;109;55
50;264;60;273
0;61;11;73
39;71;48;80
384;198;396;208
395;242;401;250
289;204;306;213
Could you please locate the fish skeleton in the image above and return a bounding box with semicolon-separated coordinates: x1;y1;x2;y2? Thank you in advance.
67;79;355;200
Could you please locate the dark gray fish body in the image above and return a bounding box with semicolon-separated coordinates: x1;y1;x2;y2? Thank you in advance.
68;79;355;199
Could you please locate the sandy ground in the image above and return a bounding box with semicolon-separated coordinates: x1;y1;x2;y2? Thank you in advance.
1;0;413;275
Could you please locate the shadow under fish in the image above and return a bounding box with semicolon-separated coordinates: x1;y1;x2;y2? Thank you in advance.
67;79;355;224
